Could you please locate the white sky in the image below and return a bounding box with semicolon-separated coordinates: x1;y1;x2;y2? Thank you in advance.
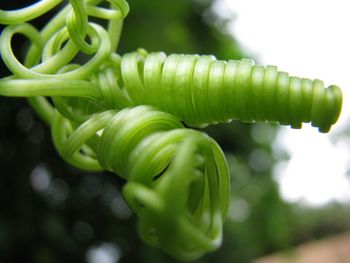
219;0;350;206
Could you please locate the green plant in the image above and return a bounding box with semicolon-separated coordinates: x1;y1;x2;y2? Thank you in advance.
0;0;342;261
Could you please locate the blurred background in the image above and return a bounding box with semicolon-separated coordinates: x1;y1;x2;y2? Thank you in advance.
0;0;349;262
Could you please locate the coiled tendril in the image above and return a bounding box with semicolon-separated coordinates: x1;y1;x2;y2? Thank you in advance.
0;0;343;261
119;51;342;132
52;105;229;259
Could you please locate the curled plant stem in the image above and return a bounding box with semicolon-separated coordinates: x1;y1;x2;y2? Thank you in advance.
0;0;343;260
0;0;62;24
52;105;229;259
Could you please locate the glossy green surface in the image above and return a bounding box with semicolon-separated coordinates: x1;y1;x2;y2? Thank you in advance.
0;0;343;260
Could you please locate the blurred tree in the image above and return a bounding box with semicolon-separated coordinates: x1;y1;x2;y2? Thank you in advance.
0;1;349;263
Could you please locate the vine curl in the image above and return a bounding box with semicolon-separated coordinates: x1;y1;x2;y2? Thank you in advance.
119;51;342;132
52;105;229;260
0;0;343;261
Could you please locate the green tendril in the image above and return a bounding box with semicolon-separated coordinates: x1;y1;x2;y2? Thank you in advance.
0;0;342;261
0;0;62;24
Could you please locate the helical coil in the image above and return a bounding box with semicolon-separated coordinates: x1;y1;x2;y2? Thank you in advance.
0;0;344;261
119;51;342;132
52;105;230;260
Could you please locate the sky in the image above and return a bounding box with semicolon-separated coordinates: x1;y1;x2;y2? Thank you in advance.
216;0;350;206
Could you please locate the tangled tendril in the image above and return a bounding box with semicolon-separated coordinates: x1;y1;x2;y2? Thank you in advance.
52;105;229;259
0;0;343;261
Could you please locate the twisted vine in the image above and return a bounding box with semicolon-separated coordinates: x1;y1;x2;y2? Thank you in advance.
0;0;343;261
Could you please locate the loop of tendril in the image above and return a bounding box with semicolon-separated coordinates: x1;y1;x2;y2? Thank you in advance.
0;0;343;260
118;51;342;133
0;0;62;24
52;105;229;260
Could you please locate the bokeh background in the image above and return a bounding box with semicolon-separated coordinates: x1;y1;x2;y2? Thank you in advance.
0;0;349;262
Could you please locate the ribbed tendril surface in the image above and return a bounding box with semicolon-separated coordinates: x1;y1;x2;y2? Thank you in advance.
0;0;343;261
119;52;342;132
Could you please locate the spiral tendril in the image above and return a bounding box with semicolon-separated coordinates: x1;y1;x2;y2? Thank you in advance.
51;105;229;260
118;51;342;132
0;0;343;260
